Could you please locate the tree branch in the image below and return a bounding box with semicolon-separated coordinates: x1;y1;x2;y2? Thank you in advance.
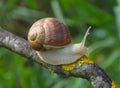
0;28;112;88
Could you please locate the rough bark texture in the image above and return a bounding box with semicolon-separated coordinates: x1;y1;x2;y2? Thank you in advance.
0;28;112;88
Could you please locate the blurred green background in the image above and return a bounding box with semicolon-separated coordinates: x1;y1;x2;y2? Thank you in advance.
0;0;120;88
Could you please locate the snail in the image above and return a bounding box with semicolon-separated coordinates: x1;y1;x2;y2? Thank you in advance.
28;17;91;65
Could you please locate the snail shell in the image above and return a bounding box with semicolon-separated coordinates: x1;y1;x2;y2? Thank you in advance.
28;18;71;50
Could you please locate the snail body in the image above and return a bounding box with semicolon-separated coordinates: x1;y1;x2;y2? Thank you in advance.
37;43;87;65
28;17;90;65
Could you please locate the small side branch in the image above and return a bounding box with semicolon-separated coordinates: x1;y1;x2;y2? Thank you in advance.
0;28;112;88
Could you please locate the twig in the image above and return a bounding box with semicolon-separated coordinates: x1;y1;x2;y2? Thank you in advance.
0;28;112;88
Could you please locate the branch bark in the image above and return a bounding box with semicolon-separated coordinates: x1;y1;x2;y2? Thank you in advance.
0;28;112;88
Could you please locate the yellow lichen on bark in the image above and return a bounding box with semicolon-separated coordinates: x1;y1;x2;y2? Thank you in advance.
76;55;94;67
112;81;120;88
62;63;75;71
62;55;93;71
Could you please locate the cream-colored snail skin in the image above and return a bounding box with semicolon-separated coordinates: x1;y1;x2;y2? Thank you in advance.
28;17;91;65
